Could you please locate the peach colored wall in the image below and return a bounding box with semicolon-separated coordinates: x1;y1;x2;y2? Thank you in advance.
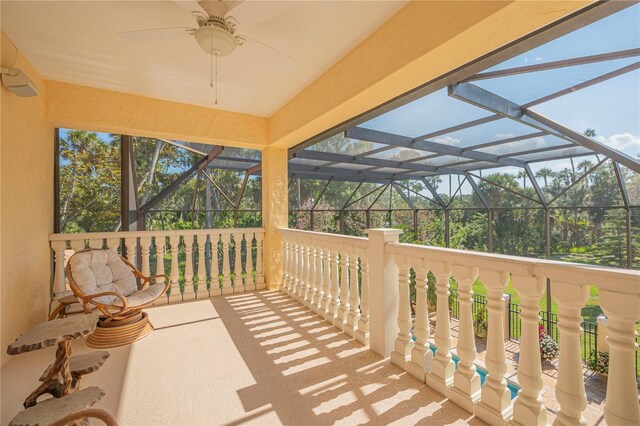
268;0;591;148
1;34;53;366
261;147;288;289
46;81;268;149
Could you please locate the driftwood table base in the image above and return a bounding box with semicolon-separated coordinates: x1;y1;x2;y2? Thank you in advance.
10;386;116;426
24;340;73;408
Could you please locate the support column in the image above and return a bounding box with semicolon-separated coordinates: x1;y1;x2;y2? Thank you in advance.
262;147;288;290
598;290;639;426
365;229;402;357
552;281;589;426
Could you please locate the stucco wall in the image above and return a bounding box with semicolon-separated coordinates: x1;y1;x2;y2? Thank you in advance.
46;81;268;149
1;33;53;366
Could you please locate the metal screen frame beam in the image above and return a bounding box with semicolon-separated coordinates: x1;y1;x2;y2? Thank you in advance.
466;174;491;209
450;82;640;173
392;183;417;210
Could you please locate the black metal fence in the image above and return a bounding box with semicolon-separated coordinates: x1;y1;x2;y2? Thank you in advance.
449;293;487;320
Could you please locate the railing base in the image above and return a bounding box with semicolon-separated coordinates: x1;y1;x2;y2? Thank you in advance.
425;371;453;397
449;386;480;415
475;400;513;426
405;360;428;383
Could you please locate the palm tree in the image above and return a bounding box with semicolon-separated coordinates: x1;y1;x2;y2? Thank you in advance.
577;160;594;190
536;167;553;188
516;170;528;189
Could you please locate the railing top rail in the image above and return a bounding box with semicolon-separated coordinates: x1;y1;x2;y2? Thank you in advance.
386;242;640;292
49;227;265;241
279;228;369;250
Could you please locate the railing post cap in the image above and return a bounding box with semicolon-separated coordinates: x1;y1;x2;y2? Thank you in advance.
596;314;607;325
365;228;403;237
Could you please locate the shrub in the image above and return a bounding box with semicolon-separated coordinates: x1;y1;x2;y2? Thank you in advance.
473;306;488;338
586;349;609;375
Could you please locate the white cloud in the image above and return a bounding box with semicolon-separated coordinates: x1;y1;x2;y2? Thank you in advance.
594;133;640;152
433;136;462;146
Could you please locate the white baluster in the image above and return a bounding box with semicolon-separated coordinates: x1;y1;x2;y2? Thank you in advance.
301;242;311;303
450;266;481;413
320;246;332;319
168;235;181;303
291;239;300;298
51;240;68;298
255;232;265;289
355;254;370;345
552;282;589;426
233;233;244;293
509;276;547;426
105;238;120;252
407;258;433;382
475;270;512;425
70;239;86;254
154;236;168;305
221;234;232;295
390;255;414;368
599;289;640;426
425;261;455;396
88;238;103;249
247;233;256;291
327;248;340;323
183;235;195;300
313;246;324;313
305;244;316;309
196;234;209;299
335;250;350;331
123;237;137;267
282;238;292;294
210;233;222;296
140;237;151;278
345;252;360;337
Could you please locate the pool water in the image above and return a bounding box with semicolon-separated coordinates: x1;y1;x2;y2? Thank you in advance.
411;338;521;400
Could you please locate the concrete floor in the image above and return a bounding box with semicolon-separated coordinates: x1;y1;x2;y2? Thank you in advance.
2;291;485;425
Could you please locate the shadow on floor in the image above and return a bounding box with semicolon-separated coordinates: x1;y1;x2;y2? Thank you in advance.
214;291;485;425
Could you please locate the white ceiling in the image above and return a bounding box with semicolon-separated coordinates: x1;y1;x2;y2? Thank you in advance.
1;1;406;116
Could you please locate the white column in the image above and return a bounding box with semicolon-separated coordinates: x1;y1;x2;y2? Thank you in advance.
345;252;360;338
70;239;86;254
196;234;209;299
210;233;222;296
221;234;233;295
105;238;120;252
552;281;589;426
365;229;402;357
140;237;151;278
406;257;433;382
335;250;350;331
509;276;547;426
476;270;512;425
291;240;300;298
233;233;244;293
327;248;340;324
295;241;306;301
600;289;640;426
305;244;317;309
246;233;256;291
124;237;137;267
319;247;332;319
285;238;294;294
426;261;455;396
449;265;482;413
51;240;68;299
313;246;324;313
154;236;168;305
281;238;290;294
183;235;196;300
355;254;370;345
88;238;103;249
255;232;265;290
390;255;414;368
168;235;182;303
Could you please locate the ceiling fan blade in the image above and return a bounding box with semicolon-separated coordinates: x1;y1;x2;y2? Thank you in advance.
238;34;298;64
197;0;245;17
118;27;195;43
175;1;208;16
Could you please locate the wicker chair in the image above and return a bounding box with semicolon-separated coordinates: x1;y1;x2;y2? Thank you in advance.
66;249;169;348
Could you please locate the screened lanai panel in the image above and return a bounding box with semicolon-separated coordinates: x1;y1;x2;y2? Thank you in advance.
423;117;538;148
365;146;430;160
308;134;383;155
483;4;640;73
360;88;492;138
474;134;568;156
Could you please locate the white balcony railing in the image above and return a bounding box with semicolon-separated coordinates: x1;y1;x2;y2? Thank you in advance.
49;228;265;304
279;227;640;426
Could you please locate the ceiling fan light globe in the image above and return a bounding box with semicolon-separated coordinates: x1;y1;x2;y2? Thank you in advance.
194;26;237;56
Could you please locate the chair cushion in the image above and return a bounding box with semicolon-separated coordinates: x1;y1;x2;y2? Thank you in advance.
69;250;138;305
126;283;166;307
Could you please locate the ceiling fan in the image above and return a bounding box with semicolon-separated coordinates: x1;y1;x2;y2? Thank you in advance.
119;0;296;104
